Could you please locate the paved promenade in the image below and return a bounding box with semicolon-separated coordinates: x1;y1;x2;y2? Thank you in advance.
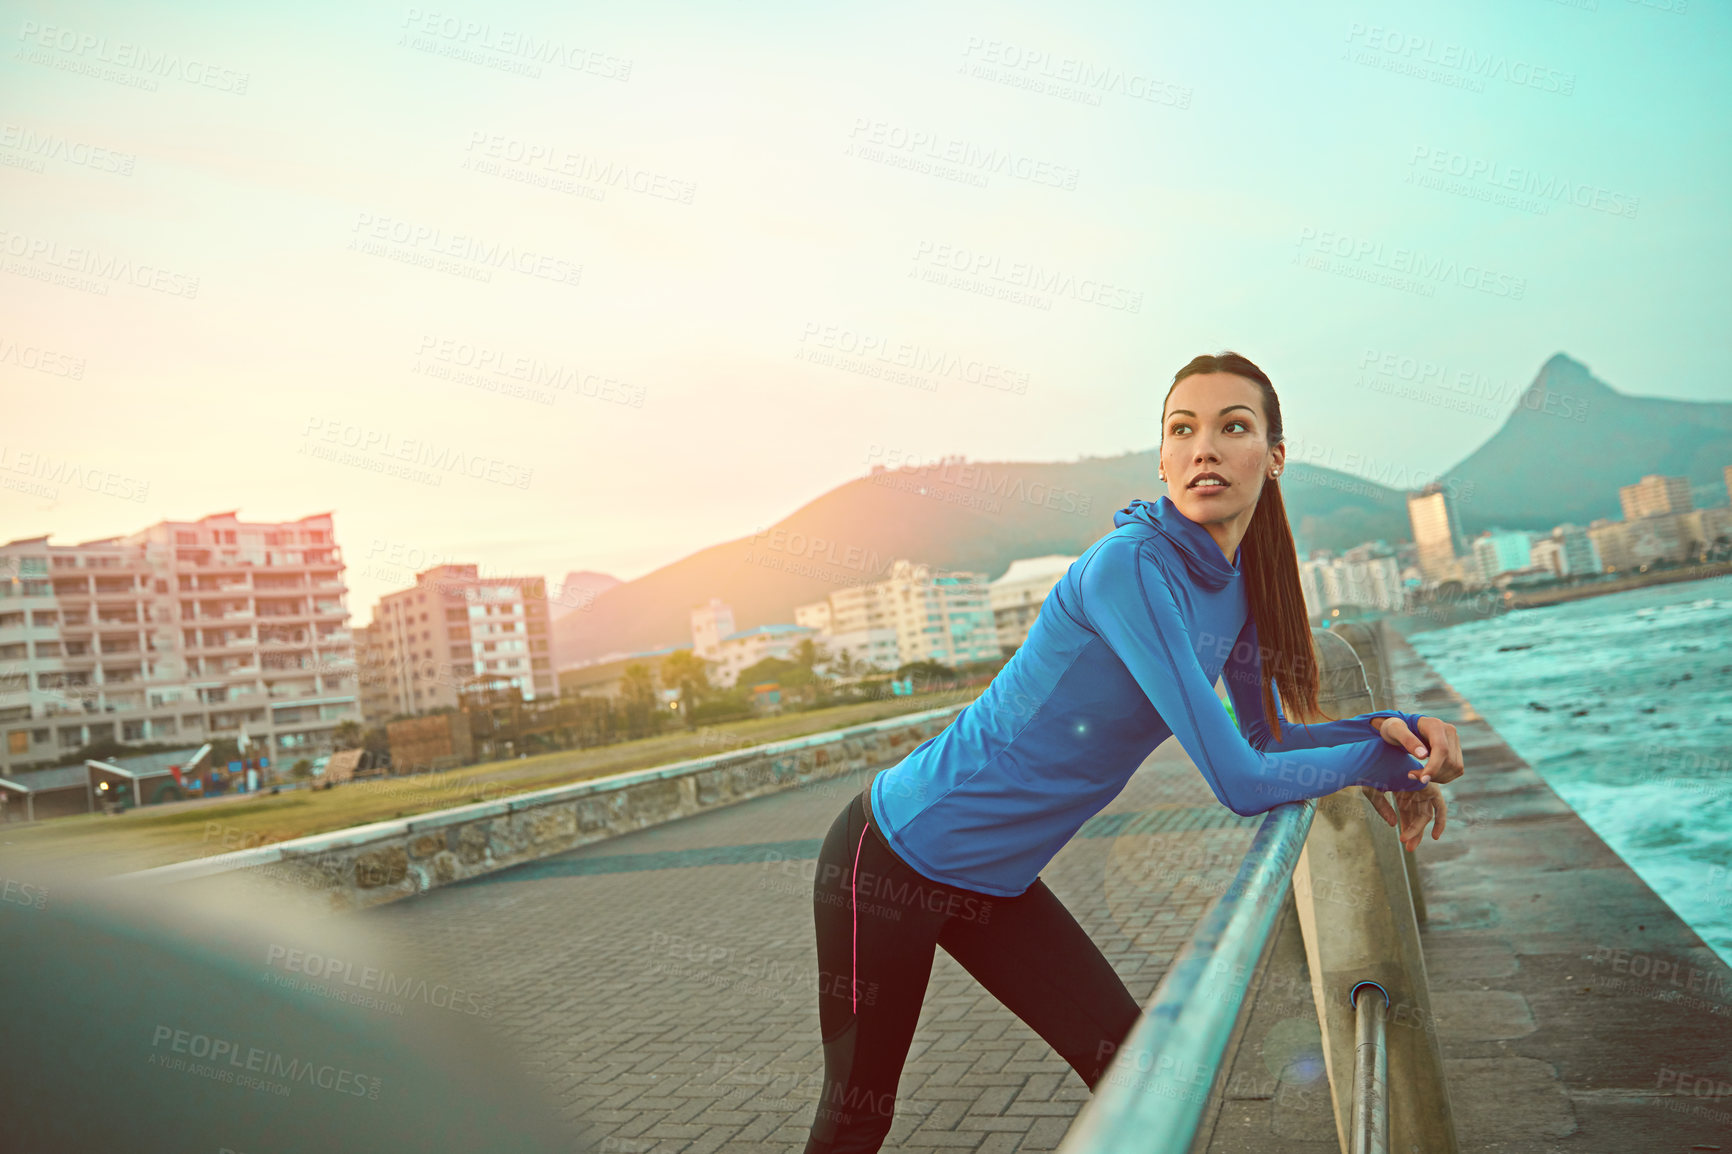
363;739;1259;1151
360;633;1732;1152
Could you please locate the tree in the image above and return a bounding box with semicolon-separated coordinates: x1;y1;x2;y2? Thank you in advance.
332;719;363;750
619;662;663;738
291;758;313;781
790;637;832;678
894;660;957;694
206;737;242;769
736;655;815;689
361;725;390;760
660;650;715;728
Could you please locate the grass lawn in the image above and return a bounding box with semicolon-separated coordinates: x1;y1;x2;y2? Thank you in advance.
0;690;978;875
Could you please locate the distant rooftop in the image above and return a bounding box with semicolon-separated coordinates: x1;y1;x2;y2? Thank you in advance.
721;624;814;641
992;555;1078;585
91;745;211;778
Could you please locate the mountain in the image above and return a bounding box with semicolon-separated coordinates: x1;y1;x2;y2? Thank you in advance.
1439;353;1732;534
546;570;622;668
548;570;621;621
552;453;1446;667
552;354;1732;666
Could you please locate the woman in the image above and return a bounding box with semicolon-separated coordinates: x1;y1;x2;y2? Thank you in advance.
802;352;1464;1153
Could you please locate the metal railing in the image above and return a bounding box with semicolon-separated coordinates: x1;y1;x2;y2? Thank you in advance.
1056;797;1318;1153
1056;620;1457;1154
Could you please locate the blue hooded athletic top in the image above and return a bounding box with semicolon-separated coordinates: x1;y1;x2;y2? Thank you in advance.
869;494;1428;897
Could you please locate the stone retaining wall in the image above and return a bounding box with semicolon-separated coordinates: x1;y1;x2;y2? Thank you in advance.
121;704;965;911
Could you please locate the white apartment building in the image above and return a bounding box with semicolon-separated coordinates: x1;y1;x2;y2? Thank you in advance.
686;599;818;689
708;623;818;688
1298;550;1405;619
361;564;554;719
791;595;896;677
0;512;360;776
794;559;999;672
988;555;1077;655
1529;524;1602;579
1473;530;1539;583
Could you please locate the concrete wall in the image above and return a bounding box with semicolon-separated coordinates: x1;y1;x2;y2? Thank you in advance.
121;705;965;912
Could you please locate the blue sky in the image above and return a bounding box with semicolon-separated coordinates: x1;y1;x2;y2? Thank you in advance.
2;0;1727;621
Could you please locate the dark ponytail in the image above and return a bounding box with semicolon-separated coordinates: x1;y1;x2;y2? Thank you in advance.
1166;352;1327;742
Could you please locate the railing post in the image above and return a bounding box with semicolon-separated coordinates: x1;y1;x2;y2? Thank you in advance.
1330;620;1426;925
1350;981;1390;1154
1289;628;1459;1154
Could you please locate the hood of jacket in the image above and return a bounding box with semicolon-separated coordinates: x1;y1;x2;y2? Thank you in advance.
1113;495;1241;591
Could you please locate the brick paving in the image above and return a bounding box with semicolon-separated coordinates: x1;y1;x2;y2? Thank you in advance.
361;748;1261;1151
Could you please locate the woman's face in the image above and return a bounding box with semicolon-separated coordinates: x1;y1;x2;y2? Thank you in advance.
1159;372;1283;524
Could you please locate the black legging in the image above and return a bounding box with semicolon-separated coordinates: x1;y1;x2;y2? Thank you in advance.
802;785;1143;1153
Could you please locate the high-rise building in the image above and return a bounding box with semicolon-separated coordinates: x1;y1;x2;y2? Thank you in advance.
988;555;1077;655
0;512;359;776
1620;474;1693;521
1406;483;1467;585
366;564;553;717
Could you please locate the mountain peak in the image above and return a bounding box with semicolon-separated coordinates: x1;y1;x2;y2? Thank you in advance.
1521;352;1618;413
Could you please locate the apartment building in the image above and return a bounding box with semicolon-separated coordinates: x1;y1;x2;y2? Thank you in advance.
1529;524;1602;579
1406;483;1468;585
987;555;1076;655
686;601;818;688
1299;548;1405;619
0;512;359;777
791;590;895;676
794;558;998;672
1472;530;1539;583
353;622;396;724
1589;513;1693;571
1619;474;1693;521
365;564;554;717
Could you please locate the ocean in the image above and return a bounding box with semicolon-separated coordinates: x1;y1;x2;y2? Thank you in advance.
1402;575;1732;970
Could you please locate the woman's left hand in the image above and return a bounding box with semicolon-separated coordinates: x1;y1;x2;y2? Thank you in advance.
1376;715;1465;786
1393;783;1448;850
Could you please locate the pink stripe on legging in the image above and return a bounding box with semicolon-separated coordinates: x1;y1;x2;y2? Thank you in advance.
850;823;868;1013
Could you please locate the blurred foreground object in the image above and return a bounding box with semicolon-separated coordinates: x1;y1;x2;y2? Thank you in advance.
0;859;593;1153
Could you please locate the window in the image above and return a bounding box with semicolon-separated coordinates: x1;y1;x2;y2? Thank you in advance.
7;731;27;755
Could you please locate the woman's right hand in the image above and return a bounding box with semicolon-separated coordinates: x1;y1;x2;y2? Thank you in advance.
1376;715;1465;786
